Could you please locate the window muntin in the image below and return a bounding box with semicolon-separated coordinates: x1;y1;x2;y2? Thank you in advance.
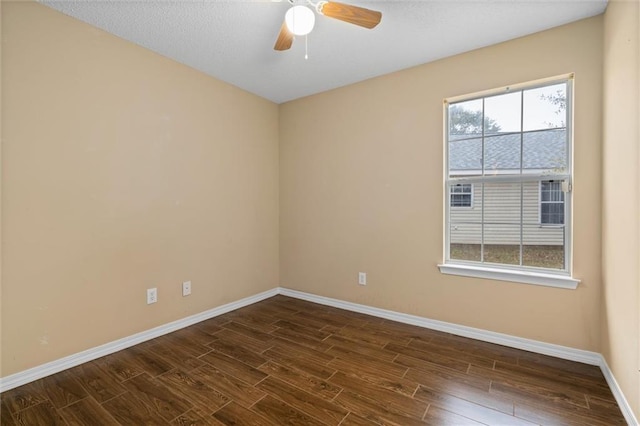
450;184;472;207
445;78;572;275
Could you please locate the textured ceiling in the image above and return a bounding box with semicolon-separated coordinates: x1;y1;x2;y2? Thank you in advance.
41;0;607;104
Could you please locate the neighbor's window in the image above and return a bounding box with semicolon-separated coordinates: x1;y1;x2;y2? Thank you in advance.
450;184;473;207
440;76;576;288
540;180;564;225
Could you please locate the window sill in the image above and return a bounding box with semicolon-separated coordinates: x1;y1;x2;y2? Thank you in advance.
437;263;580;289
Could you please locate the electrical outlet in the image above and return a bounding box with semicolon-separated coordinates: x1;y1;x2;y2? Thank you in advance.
182;281;191;297
358;272;367;286
147;288;158;304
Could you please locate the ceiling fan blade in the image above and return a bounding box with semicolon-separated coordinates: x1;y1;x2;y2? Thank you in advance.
320;1;381;29
274;21;293;51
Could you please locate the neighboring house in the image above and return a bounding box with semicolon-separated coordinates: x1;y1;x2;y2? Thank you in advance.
449;128;566;246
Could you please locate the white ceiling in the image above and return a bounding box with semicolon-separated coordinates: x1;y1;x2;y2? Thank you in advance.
41;0;607;104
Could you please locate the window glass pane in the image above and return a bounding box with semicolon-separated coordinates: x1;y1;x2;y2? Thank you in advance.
522;225;565;269
484;134;521;175
449;138;482;178
541;203;564;224
450;226;482;262
450;184;482;261
541;181;563;202
484;91;521;135
523;83;567;131
483;224;521;265
523;129;567;174
483;182;522;225
449;99;483;141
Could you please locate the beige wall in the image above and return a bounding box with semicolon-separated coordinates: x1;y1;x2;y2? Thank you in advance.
280;17;603;350
1;2;279;376
602;0;640;418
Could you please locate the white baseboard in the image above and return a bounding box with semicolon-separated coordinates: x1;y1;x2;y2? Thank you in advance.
599;355;639;426
0;288;278;393
279;287;638;426
2;286;637;425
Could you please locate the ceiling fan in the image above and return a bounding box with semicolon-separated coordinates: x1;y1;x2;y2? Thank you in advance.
274;0;382;51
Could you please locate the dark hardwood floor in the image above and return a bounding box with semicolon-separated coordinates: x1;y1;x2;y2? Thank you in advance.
0;295;626;425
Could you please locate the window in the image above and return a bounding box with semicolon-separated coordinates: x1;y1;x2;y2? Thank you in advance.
450;184;473;207
540;180;564;225
439;76;579;289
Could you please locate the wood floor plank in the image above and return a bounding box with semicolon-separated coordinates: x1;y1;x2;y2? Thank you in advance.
378;319;443;342
222;321;274;342
327;345;408;378
414;384;514;416
422;406;486;425
190;364;267;408
1;397;17;426
144;340;207;372
156;369;230;414
102;392;170;425
95;350;146;383
191;321;224;337
334;389;428;426
251;394;326;426
488;374;590;410
207;339;267;368
127;346;175;377
325;335;398;362
339;412;376;426
39;369;89;409
9;401;67;426
428;333;522;365
334;324;410;347
385;342;471;372
0;380;49;414
70;362;127;403
158;332;212;358
273;319;332;341
469;363;592;408
271;327;333;352
198;350;267;386
517;352;605;379
329;367;419;399
587;394;627;415
120;373;193;422
263;346;337;380
494;359;613;398
171;408;224;426
0;296;626;425
407;338;496;369
270;337;335;363
329;371;427;419
212;401;277;426
414;385;535;425
222;310;280;333
280;311;337;331
258;360;343;401
172;327;220;347
256;376;348;425
513;401;626;426
60;396;120;425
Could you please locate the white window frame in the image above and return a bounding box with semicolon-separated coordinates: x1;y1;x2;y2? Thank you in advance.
450;183;473;208
438;75;579;289
539;180;565;226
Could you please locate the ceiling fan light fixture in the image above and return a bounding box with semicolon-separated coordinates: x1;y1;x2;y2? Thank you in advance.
285;5;315;36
